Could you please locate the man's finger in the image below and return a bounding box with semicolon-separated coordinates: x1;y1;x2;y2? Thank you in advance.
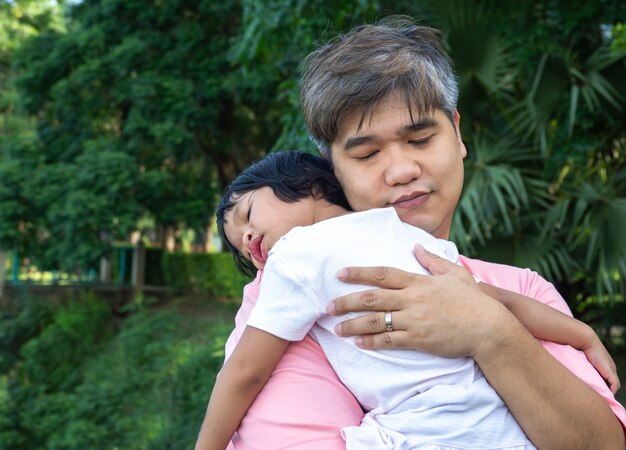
414;244;459;276
337;265;420;288
328;289;403;316
335;310;403;336
354;330;412;350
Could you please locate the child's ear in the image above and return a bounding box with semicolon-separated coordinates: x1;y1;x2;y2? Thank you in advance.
310;184;323;200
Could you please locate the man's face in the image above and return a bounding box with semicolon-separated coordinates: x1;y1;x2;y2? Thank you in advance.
330;93;467;239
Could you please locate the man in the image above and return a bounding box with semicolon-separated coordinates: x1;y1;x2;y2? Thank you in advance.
223;17;625;449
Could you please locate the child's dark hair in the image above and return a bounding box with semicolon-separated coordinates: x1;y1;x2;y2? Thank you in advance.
216;151;351;277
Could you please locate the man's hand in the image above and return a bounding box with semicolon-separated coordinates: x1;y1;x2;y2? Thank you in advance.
327;244;515;359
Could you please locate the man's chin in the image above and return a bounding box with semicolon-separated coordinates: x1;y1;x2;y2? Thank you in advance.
395;210;436;234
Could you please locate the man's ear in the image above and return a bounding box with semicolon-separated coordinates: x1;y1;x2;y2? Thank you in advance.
453;110;467;159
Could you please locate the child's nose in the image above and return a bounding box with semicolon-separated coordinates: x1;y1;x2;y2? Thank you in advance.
243;229;253;246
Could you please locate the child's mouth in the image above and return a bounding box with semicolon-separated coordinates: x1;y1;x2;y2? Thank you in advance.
249;236;267;263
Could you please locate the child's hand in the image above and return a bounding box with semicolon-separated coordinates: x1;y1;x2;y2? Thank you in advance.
582;335;620;394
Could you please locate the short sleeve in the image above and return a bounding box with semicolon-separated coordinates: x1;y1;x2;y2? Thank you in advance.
247;256;321;341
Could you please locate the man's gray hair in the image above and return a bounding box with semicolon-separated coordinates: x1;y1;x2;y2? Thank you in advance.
300;16;458;157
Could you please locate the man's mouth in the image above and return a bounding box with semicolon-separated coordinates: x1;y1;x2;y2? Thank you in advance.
390;191;431;208
248;236;267;263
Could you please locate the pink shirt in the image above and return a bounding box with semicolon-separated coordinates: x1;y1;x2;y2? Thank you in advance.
225;257;626;449
225;272;362;450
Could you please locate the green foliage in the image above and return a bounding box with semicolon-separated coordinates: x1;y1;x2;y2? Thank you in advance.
3;0;282;270
0;295;112;448
0;2;63;256
0;294;231;449
0;295;54;373
38;139;141;269
162;251;251;297
19;296;111;392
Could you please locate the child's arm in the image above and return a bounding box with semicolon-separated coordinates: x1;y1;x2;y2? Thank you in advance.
479;282;620;394
194;326;289;450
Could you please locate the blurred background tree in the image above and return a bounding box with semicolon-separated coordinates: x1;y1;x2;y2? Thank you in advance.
1;0;625;324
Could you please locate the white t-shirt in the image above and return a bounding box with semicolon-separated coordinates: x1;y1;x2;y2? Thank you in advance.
247;208;534;449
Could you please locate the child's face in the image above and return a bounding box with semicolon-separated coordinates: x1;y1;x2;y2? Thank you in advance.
223;187;318;270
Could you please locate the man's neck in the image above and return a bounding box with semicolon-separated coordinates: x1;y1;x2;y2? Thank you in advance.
313;202;351;225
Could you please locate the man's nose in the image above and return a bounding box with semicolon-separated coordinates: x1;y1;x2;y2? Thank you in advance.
384;147;421;185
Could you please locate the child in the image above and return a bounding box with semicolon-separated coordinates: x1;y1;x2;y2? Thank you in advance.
196;151;619;450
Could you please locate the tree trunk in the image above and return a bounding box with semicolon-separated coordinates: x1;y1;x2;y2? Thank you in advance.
131;241;146;297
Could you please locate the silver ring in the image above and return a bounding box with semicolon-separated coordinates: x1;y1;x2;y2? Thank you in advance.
384;311;393;332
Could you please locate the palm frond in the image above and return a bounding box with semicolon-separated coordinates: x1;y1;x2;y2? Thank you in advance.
454;133;534;246
471;231;578;283
405;0;516;103
566;179;626;299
